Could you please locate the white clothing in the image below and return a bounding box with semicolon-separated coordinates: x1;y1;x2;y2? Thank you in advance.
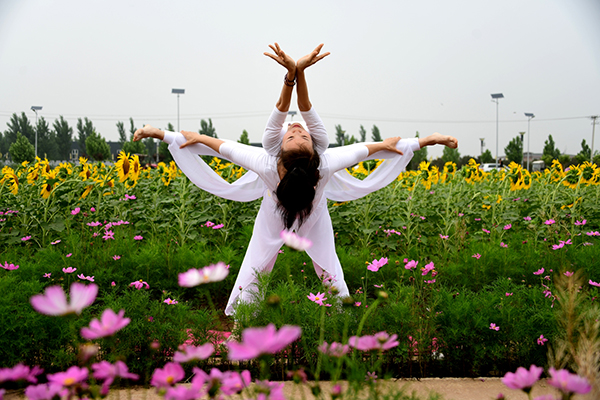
162;108;420;315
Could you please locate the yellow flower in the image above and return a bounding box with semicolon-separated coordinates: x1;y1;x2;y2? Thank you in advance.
562;166;581;189
80;184;94;199
39;169;59;199
1;167;19;195
115;151;131;183
496;195;502;204
482;204;492;210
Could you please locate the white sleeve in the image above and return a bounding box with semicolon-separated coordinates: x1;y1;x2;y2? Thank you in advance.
300;107;329;155
219;140;271;176
262;108;288;156
324;144;369;173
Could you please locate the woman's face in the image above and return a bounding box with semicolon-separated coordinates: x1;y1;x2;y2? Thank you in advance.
282;123;313;153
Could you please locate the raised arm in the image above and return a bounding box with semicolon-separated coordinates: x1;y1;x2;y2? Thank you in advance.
264;42;296;113
296;43;329;112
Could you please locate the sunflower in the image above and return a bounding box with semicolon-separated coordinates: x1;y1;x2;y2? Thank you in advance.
1;167;19;195
39;169;59;199
520;170;532;190
579;161;597;185
115;151;131;183
562;166;581;189
80;184;95;199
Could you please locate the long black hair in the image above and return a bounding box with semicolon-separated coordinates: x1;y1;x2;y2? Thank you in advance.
275;144;321;230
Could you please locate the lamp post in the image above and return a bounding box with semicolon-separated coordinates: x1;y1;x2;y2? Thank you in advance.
519;132;525;168
591;115;598;163
479;138;485;158
171;89;185;132
491;93;504;165
524;113;535;171
31;106;43;158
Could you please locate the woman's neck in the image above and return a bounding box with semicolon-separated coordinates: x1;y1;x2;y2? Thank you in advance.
277;161;287;180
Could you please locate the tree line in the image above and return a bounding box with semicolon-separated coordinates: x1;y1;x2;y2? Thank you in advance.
2;112;597;169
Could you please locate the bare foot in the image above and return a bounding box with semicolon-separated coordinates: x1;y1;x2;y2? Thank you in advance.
431;132;458;148
133;125;164;142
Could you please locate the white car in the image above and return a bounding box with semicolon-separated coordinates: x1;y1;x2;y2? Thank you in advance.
480;163;504;172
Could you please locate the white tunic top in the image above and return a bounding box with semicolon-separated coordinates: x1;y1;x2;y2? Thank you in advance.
162;108;420;315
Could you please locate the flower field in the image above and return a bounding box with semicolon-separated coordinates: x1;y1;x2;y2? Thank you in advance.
1;153;599;399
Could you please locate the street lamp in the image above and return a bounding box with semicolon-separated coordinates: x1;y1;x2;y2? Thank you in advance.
591;116;598;163
31;106;43;158
491;93;504;165
171;89;185;132
519;132;525;168
524;113;535;171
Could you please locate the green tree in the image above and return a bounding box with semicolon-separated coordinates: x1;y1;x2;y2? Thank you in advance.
36;116;59;160
575;139;591;164
371;125;382;142
335;124;347;146
0;132;6;160
479;149;494;164
53;116;73;161
504;135;523;165
238;130;250;145
441;146;460;164
542;134;561;166
5;112;35;145
143;138;157;164
409;131;427;170
122;118;145;155
85;132;111;161
9;132;35;163
128;118;137;140
117;121;127;145
199;119;217;138
359;125;367;142
77;117;96;157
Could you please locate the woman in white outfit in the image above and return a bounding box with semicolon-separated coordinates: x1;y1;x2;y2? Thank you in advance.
134;43;458;316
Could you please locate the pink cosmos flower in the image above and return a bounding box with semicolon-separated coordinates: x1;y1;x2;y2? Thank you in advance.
92;361;138;386
112;255;121;261
472;253;481;260
66;253;72;258
524;216;532;221
30;282;97;316
111;281;116;286
574;219;586;226
425;279;436;284
124;194;136;200
77;274;95;282
90;207;96;212
280;230;312;251
253;380;285;400
50;240;61;245
81;309;130;340
489;323;500;331
500;242;508;248
589;280;600;287
173;343;214;363
366;371;378;382
545;219;555;225
564;271;573;277
552;242;565;250
43;273;51;278
62;267;76;273
505;293;513;296
21;236;32;241
0;364;43;383
504;224;512;230
367;257;388;272
133;235;143;240
205;221;215;227
537;335;548;345
86;221;102;227
102;230;115;241
348;332;399;351
421;262;435;276
501;364;543;391
150;362;185;388
533;268;544;275
355;302;361;307
226;323;302;360
307;292;327;306
164;298;178;305
482;228;490;234
220;370;252;396
129;280;149;290
24;383;64;400
439;234;449;239
586;231;600;236
178;262;229;287
547;368;591;395
71;207;81;215
318;341;350;357
212;223;224;229
47;366;88;387
374;284;383;288
405;260;418;270
1;261;19;270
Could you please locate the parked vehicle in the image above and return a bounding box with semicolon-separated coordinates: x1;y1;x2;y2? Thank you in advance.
480;163;503;172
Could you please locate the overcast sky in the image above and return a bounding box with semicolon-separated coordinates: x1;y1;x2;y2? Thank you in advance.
1;0;599;159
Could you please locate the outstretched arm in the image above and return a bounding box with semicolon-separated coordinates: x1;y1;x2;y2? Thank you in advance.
418;132;458;149
264;42;296;112
296;43;329;112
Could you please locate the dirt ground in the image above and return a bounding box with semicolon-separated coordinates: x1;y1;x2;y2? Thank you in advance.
6;378;592;400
